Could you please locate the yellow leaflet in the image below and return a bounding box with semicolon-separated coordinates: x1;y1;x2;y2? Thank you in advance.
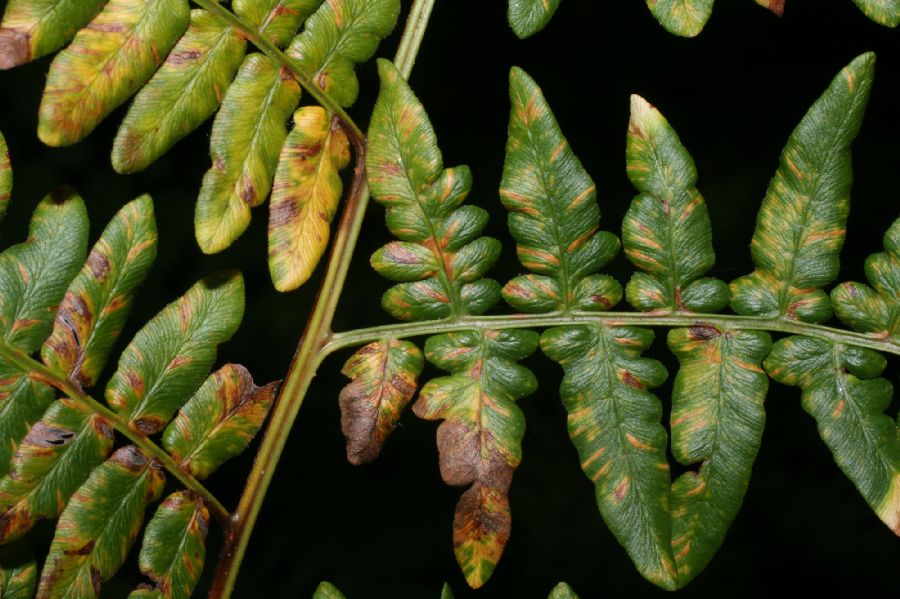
268;106;350;292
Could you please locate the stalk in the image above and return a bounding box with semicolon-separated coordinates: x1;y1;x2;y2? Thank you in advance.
208;1;437;596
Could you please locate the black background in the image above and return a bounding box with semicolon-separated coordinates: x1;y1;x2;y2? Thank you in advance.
0;0;899;597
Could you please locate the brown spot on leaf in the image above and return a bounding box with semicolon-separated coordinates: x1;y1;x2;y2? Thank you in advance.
452;481;511;562
131;417;164;436
621;371;643;389
23;422;76;448
87;251;111;280
0;28;30;70
613;477;630;502
90;566;102;595
168;50;202;66
591;294;612;307
270;197;301;227
688;325;719;341
126;371;145;395
111;445;149;471
64;539;96;556
435;419;480;486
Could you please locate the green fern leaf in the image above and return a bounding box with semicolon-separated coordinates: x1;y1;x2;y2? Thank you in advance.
852;0;900;27
507;0;563;39
0;539;36;599
195;53;302;254
0;130;9;224
338;339;423;465
646;0;715;37
163;364;278;480
133;491;209;599
730;53;875;322
541;324;677;590
368;59;502;320
501;68;621;313
112;9;247;174
668;326;771;586
234;0;325;47
765;337;900;535
41;195;157;388
440;583;454;599
548;582;579;599
831;217;899;342
0;0;106;69
623;96;728;313
286;0;401;108
268;106;351;291
313;581;346;599
105;272;245;435
0;189;87;475
0;400;114;544
414;329;539;589
37;445;165;599
36;0;189;147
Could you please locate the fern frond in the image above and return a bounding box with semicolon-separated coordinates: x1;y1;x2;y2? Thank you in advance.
0;180;274;597
0;0;106;68
235;0;325;48
507;0;562;39
313;582;346;599
852;0;900;26
646;0;715;37
548;582;579;599
0;539;36;598
730;53;875;322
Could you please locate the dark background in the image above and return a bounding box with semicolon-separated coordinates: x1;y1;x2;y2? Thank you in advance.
1;0;899;597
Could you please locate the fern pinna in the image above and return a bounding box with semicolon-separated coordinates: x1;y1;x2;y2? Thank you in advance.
0;149;275;597
324;51;900;591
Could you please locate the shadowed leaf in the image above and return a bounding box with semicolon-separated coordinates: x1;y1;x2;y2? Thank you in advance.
42;195;157;388
852;0;900;26
195;53;302;254
37;445;165;599
338;339;423;464
163;364;277;480
0;400;114;544
105;272;245;435
507;0;562;38
668;326;771;587
831;217;899;343
730;53;875;322
441;583;454;599
753;0;785;15
37;0;189;147
112;9;247;174
766;336;900;535
647;0;714;37
368;59;502;321
415;329;539;589
0;539;36;599
501;68;621;313
268;106;351;291
235;0;324;47
286;0;400;107
624;95;728;313
0;0;105;69
134;491;208;599
541;324;676;590
0;130;9;224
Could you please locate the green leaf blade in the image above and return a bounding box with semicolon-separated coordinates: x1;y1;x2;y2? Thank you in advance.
647;0;715;37
267;106;351;291
765;336;900;535
541;324;676;590
414;329;539;589
195;53;302;254
105;272;245;435
668;326;771;587
0;0;106;68
42;195;157;388
339;339;423;465
312;582;346;599
852;0;900;27
730;53;876;322
0;130;10;224
112;9;247;174
234;0;324;47
501;68;620;314
624;95;727;313
548;582;579;599
37;0;190;147
37;445;166;599
0;401;114;544
286;0;400;107
136;491;209;599
0;539;37;599
507;0;563;39
163;364;277;480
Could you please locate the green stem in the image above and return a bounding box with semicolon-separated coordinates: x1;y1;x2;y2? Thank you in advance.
207;2;437;597
323;312;900;357
0;341;231;525
192;0;365;144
